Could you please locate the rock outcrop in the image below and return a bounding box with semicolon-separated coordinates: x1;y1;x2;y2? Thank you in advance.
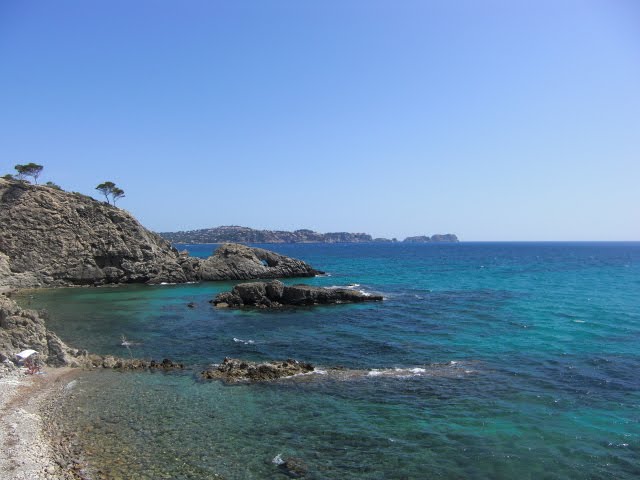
430;234;459;242
0;294;80;366
195;244;320;281
403;235;431;243
0;179;320;288
403;234;459;243
212;280;383;308
201;357;315;382
0;179;188;287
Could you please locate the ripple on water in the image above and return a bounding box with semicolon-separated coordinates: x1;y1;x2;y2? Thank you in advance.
20;242;640;479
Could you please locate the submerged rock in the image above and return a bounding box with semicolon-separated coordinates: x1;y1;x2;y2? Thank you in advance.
279;457;309;478
201;357;314;382
211;280;383;308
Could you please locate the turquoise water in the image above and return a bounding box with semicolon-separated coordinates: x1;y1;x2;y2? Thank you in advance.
20;243;640;479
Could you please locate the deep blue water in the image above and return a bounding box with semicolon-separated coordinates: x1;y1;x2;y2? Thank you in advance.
19;242;640;479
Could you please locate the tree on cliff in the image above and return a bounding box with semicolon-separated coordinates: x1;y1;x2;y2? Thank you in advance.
15;163;44;184
96;181;125;205
112;187;125;205
96;181;116;203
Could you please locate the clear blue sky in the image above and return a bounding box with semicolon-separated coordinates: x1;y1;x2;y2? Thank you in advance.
1;1;638;240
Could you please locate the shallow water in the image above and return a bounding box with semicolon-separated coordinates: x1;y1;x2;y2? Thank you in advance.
19;242;640;479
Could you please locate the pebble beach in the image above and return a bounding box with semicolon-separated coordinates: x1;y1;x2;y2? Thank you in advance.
0;365;84;480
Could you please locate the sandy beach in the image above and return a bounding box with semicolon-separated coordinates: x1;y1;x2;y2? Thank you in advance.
0;365;83;480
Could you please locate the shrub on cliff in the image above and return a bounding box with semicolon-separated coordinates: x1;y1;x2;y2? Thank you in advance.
45;181;62;190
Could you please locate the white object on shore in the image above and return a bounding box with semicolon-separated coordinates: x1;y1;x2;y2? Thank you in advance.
15;349;37;360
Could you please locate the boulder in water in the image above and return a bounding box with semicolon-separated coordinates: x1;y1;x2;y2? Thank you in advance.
211;280;382;308
201;357;314;382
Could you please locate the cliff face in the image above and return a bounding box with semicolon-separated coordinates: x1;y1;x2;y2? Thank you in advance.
0;179;188;288
0;179;319;289
0;295;77;366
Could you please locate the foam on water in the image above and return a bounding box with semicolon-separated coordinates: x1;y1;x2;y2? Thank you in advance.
365;364;464;378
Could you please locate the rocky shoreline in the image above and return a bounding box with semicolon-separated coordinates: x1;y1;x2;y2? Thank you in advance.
0;177;397;479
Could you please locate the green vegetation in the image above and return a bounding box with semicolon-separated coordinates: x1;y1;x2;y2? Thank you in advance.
2;163;128;206
96;181;126;205
14;163;44;184
45;181;62;190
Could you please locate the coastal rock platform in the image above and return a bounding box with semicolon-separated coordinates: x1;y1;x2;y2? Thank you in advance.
212;280;383;308
201;357;315;382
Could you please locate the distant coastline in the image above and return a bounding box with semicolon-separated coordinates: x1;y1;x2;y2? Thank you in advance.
159;225;459;244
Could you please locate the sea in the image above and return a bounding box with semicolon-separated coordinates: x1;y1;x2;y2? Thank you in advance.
17;242;640;479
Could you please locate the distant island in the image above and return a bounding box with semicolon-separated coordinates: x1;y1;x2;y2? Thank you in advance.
158;225;459;244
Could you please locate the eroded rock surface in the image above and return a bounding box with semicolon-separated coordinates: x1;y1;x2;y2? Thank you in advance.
201;357;315;382
196;243;321;281
0;179;319;288
0;294;81;366
212;280;383;308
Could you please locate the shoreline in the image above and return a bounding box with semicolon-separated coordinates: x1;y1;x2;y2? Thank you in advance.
0;366;85;480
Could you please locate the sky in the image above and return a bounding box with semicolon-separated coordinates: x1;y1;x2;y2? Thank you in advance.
1;1;639;241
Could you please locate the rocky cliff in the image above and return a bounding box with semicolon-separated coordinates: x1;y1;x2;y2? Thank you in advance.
0;294;78;366
0;179;319;289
